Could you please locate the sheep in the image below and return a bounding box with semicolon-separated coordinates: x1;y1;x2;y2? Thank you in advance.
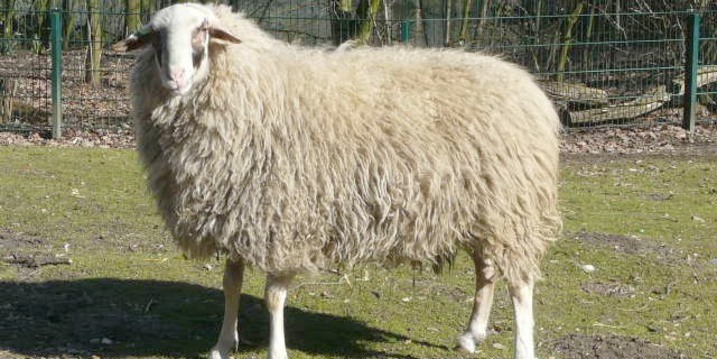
112;3;561;359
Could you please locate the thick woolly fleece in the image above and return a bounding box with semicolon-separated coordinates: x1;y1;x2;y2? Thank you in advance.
131;5;561;285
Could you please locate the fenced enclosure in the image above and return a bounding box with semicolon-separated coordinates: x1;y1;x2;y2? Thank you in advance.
1;0;716;137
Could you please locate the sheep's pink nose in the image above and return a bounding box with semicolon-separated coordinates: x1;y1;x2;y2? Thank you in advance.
169;68;186;89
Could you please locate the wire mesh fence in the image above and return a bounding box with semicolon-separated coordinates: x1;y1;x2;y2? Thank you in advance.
1;1;716;137
1;5;53;135
698;10;717;115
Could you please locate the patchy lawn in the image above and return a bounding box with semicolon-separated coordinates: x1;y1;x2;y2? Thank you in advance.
0;146;715;358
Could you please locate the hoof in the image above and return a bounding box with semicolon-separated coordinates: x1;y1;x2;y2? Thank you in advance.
209;346;231;359
268;349;289;359
457;333;476;354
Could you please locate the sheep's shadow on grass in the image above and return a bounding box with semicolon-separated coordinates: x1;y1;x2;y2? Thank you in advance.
0;278;441;358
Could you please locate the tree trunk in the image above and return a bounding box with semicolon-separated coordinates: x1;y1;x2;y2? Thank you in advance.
457;0;473;46
382;0;391;45
36;0;50;47
540;80;609;106
556;1;584;82
125;0;140;37
62;0;77;49
141;0;156;20
614;0;621;29
444;0;452;46
528;0;543;71
85;0;102;87
357;0;382;45
470;0;491;49
0;78;18;123
412;0;427;47
1;0;16;54
566;86;670;125
330;0;356;46
581;4;594;70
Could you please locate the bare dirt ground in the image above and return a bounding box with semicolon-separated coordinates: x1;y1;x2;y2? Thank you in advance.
554;333;687;359
569;231;682;265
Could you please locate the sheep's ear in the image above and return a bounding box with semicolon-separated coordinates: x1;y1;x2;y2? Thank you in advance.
208;24;241;45
112;26;154;52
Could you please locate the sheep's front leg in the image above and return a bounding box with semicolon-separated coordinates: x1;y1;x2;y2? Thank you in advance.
210;257;245;359
458;254;496;353
509;281;536;359
265;273;295;359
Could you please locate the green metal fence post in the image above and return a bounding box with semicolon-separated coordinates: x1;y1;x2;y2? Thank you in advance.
400;20;412;43
683;11;700;132
51;8;63;139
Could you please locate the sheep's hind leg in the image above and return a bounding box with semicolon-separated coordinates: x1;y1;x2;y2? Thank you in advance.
457;253;496;354
509;280;536;359
265;273;295;359
210;257;246;359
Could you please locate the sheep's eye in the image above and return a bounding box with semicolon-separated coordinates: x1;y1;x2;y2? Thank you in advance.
192;27;208;53
191;28;208;68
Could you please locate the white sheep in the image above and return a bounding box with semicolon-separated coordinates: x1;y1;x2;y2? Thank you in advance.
113;3;561;359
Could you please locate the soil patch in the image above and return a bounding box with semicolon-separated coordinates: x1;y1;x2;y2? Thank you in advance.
554;333;686;359
561;144;717;168
570;231;680;265
581;282;635;298
0;228;49;252
0;228;72;277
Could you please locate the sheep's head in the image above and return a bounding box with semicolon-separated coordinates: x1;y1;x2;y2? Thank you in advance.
113;4;241;96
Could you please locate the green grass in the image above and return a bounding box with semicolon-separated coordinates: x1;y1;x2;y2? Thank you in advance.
1;146;715;358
